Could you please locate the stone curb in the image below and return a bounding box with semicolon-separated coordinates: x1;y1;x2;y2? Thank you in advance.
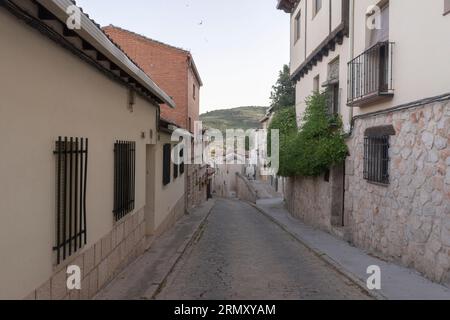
249;201;387;300
148;199;216;299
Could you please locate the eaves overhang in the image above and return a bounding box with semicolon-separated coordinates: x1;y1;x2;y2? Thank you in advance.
290;22;348;82
276;0;300;13
33;0;176;108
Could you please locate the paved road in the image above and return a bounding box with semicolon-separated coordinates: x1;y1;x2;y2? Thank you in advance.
156;199;371;300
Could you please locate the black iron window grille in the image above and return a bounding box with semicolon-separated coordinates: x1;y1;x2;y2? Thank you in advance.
347;41;394;105
180;148;185;175
364;135;390;185
113;141;136;221
174;162;179;179
163;143;171;186
54;137;88;265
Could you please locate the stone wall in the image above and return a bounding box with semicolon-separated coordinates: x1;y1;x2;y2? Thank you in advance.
345;99;450;284
236;173;258;203
187;164;208;208
24;208;146;300
285;175;332;231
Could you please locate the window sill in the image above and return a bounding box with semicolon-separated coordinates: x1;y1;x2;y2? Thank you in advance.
365;180;390;187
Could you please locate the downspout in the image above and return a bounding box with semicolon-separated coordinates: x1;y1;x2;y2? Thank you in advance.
348;0;355;134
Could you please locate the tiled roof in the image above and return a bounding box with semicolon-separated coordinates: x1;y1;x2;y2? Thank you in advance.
104;25;203;86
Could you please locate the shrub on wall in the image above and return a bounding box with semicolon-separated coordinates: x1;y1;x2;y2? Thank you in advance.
269;92;348;177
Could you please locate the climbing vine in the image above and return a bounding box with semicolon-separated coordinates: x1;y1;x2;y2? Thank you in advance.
269;92;348;177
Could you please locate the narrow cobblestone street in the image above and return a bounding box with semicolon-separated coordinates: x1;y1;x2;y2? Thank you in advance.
155;198;371;300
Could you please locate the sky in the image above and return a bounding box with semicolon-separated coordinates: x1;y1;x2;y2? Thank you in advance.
75;0;290;113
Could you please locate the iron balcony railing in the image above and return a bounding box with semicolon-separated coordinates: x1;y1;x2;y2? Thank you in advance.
347;41;394;105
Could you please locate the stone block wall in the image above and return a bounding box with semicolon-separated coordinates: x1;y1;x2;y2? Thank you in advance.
285;175;333;231
25;208;146;300
345;100;450;284
236;173;258;203
187;164;208;208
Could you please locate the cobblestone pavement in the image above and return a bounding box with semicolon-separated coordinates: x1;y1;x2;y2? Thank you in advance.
156;198;371;300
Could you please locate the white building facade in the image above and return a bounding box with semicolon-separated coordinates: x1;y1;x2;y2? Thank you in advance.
278;0;450;284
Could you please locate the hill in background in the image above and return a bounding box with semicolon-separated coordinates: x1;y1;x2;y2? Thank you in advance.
200;106;268;132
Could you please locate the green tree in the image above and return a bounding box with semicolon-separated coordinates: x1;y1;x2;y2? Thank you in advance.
268;106;298;177
270;65;295;110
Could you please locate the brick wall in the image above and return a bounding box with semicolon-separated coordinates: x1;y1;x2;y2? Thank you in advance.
103;26;205;211
104;26;201;129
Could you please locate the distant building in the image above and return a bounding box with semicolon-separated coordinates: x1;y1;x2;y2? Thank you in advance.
212;153;246;198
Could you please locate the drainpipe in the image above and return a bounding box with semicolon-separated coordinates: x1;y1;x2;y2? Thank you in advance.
348;0;355;134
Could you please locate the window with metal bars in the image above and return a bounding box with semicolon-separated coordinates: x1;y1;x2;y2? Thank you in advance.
364;135;390;185
113;141;136;221
54;137;88;265
174;161;179;179
179;148;185;175
163;143;171;186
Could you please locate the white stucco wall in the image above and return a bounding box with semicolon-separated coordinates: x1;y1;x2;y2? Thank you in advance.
290;0;450;126
352;0;450;115
0;8;159;299
151;132;185;231
294;37;351;130
290;0;344;73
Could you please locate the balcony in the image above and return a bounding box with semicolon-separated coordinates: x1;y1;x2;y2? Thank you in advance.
347;42;394;106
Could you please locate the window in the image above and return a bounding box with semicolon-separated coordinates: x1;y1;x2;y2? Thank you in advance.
180;148;185;175
193;84;196;100
328;83;340;115
445;0;450;15
189;117;192;133
113;141;136;221
174;146;179;180
313;75;320;92
54;137;88;264
326;58;340;114
367;3;389;48
348;41;394;105
174;163;179;179
327;59;340;115
313;0;322;16
163;143;171;185
294;11;301;42
363;126;394;184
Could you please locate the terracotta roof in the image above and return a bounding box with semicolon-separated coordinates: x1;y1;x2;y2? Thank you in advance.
31;0;176;107
103;25;203;86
